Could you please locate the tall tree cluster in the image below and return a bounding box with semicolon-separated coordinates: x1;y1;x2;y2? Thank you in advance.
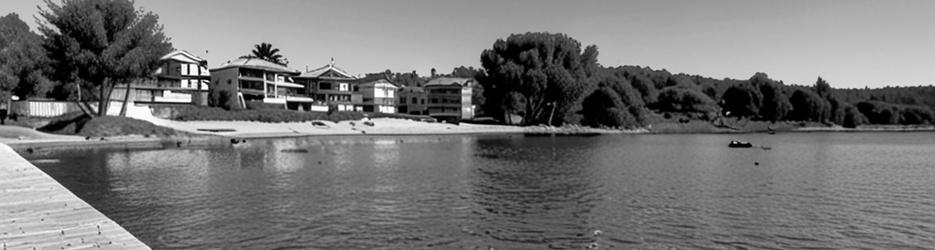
39;0;173;116
479;32;599;125
0;13;54;103
477;33;933;129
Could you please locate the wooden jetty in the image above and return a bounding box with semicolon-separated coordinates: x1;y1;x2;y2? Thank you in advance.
0;144;150;249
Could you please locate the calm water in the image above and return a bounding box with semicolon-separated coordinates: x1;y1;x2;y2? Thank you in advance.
27;133;935;249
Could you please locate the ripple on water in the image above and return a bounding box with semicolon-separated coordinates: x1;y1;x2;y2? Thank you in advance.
28;133;935;249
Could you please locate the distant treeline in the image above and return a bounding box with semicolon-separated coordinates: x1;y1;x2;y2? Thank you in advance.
466;32;934;128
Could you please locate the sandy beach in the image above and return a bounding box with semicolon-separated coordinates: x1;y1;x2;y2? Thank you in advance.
124;105;528;138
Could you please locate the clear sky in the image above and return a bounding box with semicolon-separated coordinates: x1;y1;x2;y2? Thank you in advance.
3;0;935;88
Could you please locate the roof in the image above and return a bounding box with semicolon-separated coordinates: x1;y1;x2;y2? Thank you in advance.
211;57;300;75
424;77;473;87
356;78;400;88
297;63;356;79
160;50;207;65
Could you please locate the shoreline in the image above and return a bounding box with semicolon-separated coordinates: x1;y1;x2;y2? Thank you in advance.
3;104;932;153
4;123;932;154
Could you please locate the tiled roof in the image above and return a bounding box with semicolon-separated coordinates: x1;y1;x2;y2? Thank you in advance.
424;77;473;87
160;50;207;64
298;64;356;79
211;57;300;74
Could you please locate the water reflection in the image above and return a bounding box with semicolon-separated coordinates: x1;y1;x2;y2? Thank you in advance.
469;137;603;249
27;133;935;249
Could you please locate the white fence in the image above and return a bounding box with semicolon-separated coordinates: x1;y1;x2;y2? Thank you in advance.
10;100;127;117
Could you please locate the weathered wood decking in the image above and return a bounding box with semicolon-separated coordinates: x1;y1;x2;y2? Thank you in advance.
0;144;149;250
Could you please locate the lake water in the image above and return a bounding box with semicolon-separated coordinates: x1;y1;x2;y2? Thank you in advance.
27;133;935;249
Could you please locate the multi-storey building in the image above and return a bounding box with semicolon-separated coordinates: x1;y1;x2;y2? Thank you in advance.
111;50;211;105
293;62;357;112
397;86;427;115
208;58;314;110
424;77;474;122
352;77;399;113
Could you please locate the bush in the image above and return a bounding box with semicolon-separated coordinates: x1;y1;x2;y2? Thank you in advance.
899;106;933;125
856;101;899;124
788;88;830;122
655;87;717;113
720;83;762;117
842;105;867;128
580;87;641;128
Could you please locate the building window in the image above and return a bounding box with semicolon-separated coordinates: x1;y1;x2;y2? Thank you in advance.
227;79;232;85
411;97;417;104
339;83;348;91
400;97;406;104
320;82;332;90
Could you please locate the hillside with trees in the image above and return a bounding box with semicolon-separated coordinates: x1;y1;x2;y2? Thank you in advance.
474;32;934;129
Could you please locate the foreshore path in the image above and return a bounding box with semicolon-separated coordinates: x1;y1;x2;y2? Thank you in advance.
0;144;149;249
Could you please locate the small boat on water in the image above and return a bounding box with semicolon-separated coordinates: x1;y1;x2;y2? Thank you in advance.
728;140;753;148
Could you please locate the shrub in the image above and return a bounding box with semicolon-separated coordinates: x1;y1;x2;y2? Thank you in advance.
580;87;639;128
788;88;830;122
842;104;867;128
720;83;762;117
655;87;717;113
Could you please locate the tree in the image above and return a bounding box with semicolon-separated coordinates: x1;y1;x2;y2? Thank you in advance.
479;32;598;125
450;66;483;79
40;0;173;116
248;42;287;65
627;73;657;104
841;104;867;128
655;87;717;114
813;77;832;99
750;73;791;122
788;88;830;122
0;13;54;103
580;87;636;128
720;83;762;117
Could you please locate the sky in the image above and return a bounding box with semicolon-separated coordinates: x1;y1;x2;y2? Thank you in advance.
3;0;935;88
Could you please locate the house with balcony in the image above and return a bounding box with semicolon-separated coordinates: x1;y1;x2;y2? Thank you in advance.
424;77;474;122
208;58;314;110
111;50;211;105
352;77;399;113
397;86;427;115
292;62;357;112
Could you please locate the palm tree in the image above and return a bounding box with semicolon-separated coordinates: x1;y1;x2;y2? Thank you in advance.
245;42;287;65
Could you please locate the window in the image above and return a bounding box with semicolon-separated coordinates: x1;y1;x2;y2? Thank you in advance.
353;86;360;92
411;97;417;104
227;79;232;85
320;82;332;90
339;83;349;91
400;97;406;104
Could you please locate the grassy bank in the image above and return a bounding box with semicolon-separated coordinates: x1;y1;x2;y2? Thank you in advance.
37;112;186;137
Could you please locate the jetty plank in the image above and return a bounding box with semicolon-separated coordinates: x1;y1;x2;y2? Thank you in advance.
0;144;149;250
